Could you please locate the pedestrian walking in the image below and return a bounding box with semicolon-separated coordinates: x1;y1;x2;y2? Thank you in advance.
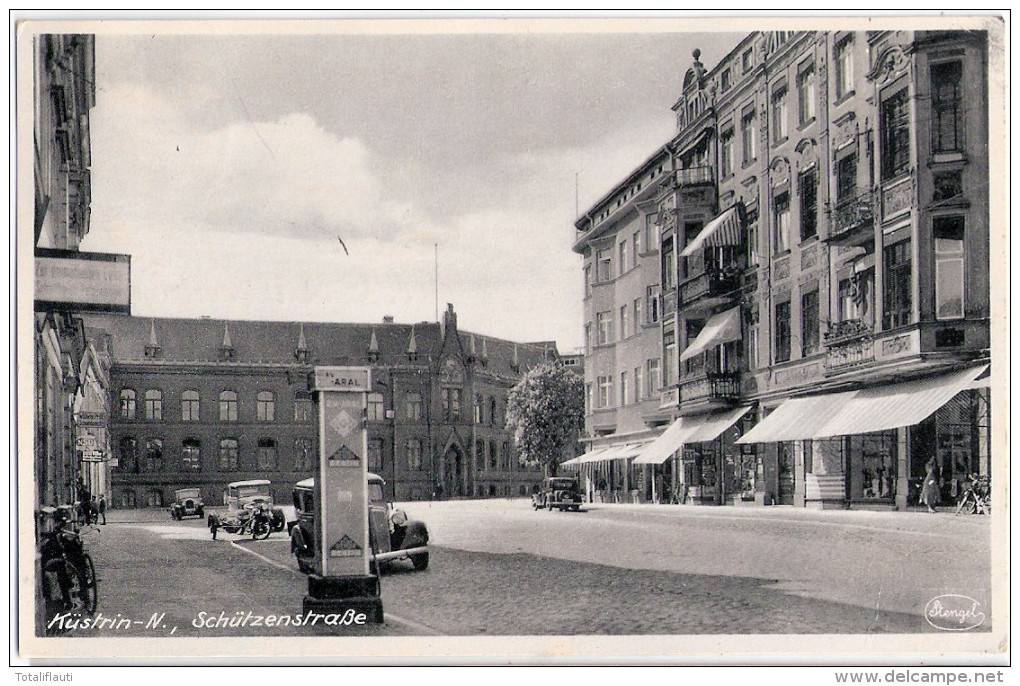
89;495;100;525
921;458;940;513
98;495;107;525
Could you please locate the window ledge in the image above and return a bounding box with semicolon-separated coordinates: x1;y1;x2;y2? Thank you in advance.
797;117;816;132
834;89;856;107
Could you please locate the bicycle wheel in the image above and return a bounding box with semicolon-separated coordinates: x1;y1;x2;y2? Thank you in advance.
80;554;98;613
42;558;87;620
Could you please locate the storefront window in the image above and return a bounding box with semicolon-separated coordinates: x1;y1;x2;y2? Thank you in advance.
850;432;897;500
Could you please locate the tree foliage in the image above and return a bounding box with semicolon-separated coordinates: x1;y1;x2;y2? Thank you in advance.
505;361;584;476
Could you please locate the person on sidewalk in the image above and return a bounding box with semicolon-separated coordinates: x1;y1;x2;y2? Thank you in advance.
921;458;941;513
98;495;107;525
89;495;100;526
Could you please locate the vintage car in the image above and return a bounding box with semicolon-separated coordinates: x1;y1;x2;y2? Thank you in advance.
207;479;290;537
169;488;204;520
532;476;584;512
289;473;430;574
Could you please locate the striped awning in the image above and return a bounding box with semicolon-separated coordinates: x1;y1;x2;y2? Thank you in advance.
680;206;742;257
735;365;987;443
632;406;751;465
560;447;608;468
679;307;742;362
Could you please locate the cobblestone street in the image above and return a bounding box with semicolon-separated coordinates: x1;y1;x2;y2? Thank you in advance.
34;498;992;641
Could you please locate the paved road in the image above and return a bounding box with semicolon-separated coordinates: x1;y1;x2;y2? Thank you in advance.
38;500;991;637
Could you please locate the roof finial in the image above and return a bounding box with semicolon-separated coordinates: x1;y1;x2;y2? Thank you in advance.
148;319;159;347
297;323;307;351
369;328;379;353
222;323;233;349
407;325;417;354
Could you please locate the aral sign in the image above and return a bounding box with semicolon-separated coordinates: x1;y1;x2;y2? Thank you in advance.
35;248;131;313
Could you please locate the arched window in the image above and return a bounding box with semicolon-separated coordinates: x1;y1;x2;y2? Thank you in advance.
219;438;238;471
368;438;384;472
181;390;200;422
144;389;163;421
219;390;238;422
489;397;497;426
294;390;313;422
118;489;136;509
144;438;163;472
119;389;136;420
475;440;485;471
119;437;138;473
257;391;276;422
147;488;164;508
182;438;201;471
257;438;278;471
405;439;422;470
294;438;314;471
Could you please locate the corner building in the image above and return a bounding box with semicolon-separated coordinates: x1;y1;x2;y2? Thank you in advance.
574;31;992;511
85;305;549;508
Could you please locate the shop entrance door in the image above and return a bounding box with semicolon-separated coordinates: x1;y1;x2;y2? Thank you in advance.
777;441;795;505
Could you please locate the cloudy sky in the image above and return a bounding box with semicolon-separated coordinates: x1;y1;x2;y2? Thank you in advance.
79;20;743;352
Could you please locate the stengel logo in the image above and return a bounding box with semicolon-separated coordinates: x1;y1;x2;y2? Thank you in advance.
924;594;985;631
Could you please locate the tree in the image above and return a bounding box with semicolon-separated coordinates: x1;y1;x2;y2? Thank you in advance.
505;361;584;476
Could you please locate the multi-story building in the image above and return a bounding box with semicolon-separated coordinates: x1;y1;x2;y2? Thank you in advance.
32;34;112;510
575;30;992;511
84;304;550;508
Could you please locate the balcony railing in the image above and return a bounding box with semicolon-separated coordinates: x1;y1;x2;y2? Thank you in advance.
824;319;875;373
674;166;714;186
828;191;875;245
680;372;742;405
679;264;743;306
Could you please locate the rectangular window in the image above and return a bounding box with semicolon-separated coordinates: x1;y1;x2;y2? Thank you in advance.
619;240;629;274
801;290;820;356
647;286;661;323
120;390;136;420
742;49;753;73
632;230;641;259
405;391;423;420
775;301;792;363
721;68;731;91
835;37;853;100
647;358;661;397
584;264;592;297
773;192;791;252
934;216;965;319
633;297;643;331
748;324;760;370
619;305;629;339
597;375;613;409
619;371;628;407
881;89;911;180
663;331;676;387
406;440;422;470
741;107;757;164
746;220;759;267
596;311;613;345
772;86;788;142
181;440;201;471
585;384;593;416
836;153;857;205
883;240;912;329
295;438;315;471
144;439;163;473
597;248;613;282
257;439;278;471
797;64;816;124
256;392;276;422
799;168;818;241
584;323;593;354
442;388;462;420
219;391;238;422
645;213;659;250
367;392;384;421
721;128;734;178
838;269;874;324
931;61;963;153
662;237;676;290
634;366;643;403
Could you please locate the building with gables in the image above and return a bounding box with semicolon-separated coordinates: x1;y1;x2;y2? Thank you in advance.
573;30;993;511
84;304;552;508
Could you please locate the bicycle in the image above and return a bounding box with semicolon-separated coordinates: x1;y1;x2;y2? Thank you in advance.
954;475;991;516
38;506;98;631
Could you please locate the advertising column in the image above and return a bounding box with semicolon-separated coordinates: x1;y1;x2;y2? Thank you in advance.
303;366;383;623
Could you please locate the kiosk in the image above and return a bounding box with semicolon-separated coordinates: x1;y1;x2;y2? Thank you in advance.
302;366;383;623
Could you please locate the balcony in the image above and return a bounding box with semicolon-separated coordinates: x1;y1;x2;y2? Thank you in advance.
827;191;875;248
680;372;742;408
824;319;875;374
674;166;714;187
679;264;743;310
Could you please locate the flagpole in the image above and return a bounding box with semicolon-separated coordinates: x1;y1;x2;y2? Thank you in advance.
434;243;439;322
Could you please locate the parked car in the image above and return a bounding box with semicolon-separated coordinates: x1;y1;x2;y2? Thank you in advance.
290;473;430;574
169;488;204;520
533;476;584;512
207;479;289;538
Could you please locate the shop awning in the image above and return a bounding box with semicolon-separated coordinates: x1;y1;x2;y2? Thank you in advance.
679;306;742;362
685;405;754;442
560;447;608;468
814;365;988;438
735;392;857;444
735;365;987;443
631;418;690;465
680;206;742;257
632;406;751;465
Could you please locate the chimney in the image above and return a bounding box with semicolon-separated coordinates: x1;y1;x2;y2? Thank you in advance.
383;315;394;324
